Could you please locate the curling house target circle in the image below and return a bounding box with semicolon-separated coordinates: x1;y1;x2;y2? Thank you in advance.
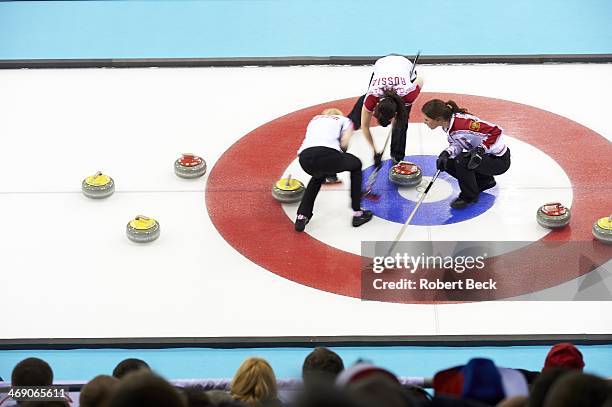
361;155;499;225
206;93;612;302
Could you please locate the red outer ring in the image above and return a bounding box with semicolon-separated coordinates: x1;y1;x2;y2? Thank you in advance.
206;93;612;301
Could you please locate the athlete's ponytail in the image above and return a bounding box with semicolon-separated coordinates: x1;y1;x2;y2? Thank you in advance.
374;89;407;128
421;99;469;121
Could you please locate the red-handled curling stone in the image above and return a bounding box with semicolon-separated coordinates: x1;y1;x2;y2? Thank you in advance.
389;161;422;187
536;202;571;229
174;153;207;179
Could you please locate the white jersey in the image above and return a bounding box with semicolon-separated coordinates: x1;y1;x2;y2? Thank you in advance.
298;115;353;154
364;55;420;112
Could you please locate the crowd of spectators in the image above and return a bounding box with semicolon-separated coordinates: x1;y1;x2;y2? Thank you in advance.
0;343;610;407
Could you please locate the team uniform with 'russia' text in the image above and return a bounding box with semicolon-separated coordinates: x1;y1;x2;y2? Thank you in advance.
347;55;422;162
442;112;511;202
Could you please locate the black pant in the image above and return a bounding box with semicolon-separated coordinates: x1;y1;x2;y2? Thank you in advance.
347;94;411;163
445;149;511;201
297;147;363;218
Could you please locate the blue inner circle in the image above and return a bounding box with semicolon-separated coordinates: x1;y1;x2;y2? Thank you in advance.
361;155;499;225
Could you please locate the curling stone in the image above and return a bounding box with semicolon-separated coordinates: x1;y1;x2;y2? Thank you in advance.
82;171;115;199
272;175;305;203
126;215;160;243
536;202;571;229
592;215;612;244
389;161;422;187
174;153;207;179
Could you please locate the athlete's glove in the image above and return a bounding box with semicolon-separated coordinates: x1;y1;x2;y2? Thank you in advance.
436;151;450;171
374;152;383;169
467;146;486;170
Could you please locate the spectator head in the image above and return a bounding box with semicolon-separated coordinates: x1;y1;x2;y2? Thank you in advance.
543;372;611;407
528;368;571;407
230;357;278;407
11;357;53;386
112;358;151;379
542;343;584;372
181;385;213;407
302;348;344;388
346;374;417;407
79;375;119;407
108;371;185;407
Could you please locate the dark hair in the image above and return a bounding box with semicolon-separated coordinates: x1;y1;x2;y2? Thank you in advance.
421;99;469;121
11;357;53;386
528;368;571;407
108;371;186;407
80;375;120;407
543;372;611;407
374;89;407;128
346;375;418;407
182;385;213;407
112;358;151;379
302;348;344;387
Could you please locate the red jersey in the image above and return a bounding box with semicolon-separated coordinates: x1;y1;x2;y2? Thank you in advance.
444;113;507;157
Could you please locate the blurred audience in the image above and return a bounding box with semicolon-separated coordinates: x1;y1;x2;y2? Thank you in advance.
302;348;344;389
79;375;119;407
11;358;53;387
111;358;150;379
108;371;185;407
230;357;281;407
3;342;609;407
543;372;611;407
542;343;584;372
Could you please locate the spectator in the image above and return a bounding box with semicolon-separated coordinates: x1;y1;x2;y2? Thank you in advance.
112;358;150;379
543;372;611;407
294;385;369;407
206;390;235;405
527;368;571;407
79;375;119;407
230;357;281;407
108;371;185;407
542;343;584;372
302;348;344;389
182;385;213;407
11;358;53;387
346;375;417;407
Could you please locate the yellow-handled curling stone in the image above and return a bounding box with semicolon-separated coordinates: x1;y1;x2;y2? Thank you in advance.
174;153;207;179
536;202;571;229
126;215;160;243
82;171;115;199
389;161;422;187
593;215;612;244
272;174;305;203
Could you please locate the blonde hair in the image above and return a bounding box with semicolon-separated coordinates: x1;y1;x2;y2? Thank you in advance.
230;357;278;407
322;108;343;116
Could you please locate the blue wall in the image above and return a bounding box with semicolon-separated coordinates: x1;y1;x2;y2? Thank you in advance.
1;0;611;60
1;345;611;381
